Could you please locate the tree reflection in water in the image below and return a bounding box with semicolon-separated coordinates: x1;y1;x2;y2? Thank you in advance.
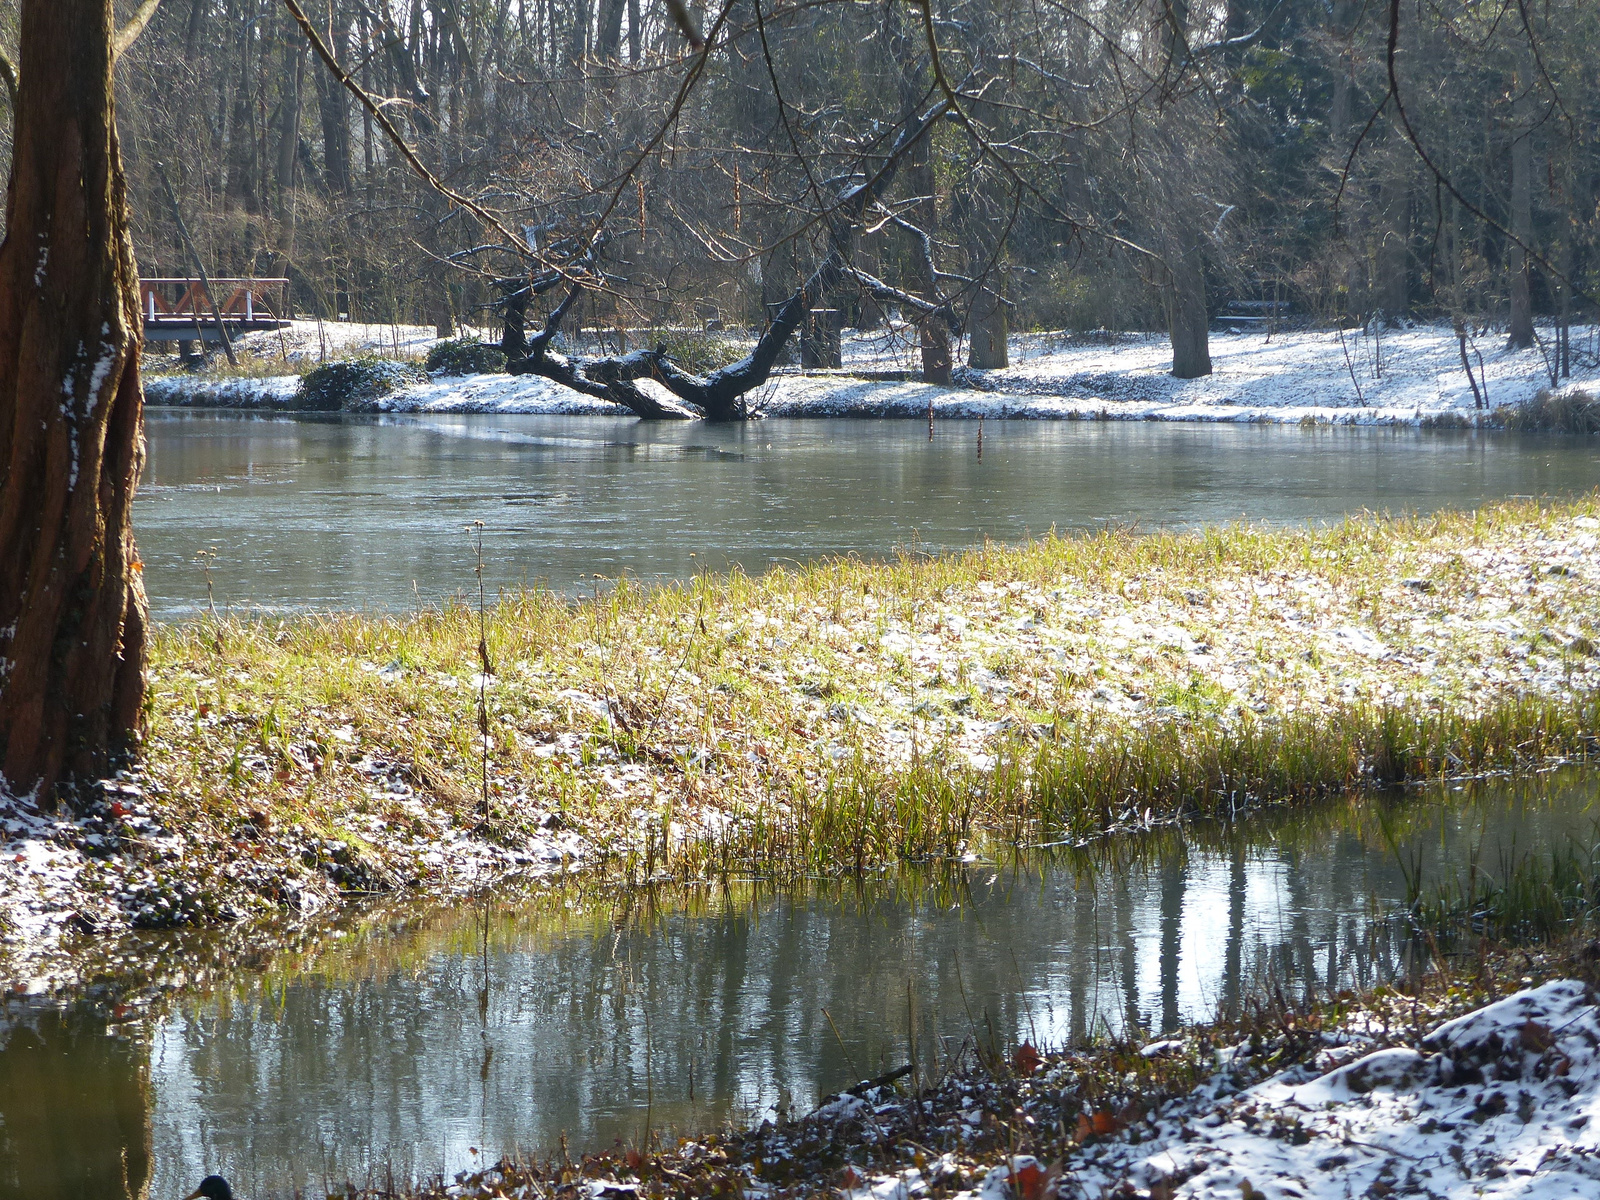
0;1004;151;1199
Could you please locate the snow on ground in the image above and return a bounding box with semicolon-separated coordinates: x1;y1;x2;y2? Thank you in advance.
147;320;1600;424
373;371;621;415
763;322;1600;423
144;373;299;408
1062;978;1600;1200
0;764;586;994
233;318;487;363
834;979;1600;1200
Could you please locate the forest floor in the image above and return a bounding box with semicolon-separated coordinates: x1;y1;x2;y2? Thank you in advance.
399;946;1600;1200
142;319;1600;424
4;499;1599;993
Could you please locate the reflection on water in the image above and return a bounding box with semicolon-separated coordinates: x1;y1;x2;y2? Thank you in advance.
0;1007;151;1199
4;771;1596;1200
135;412;1600;618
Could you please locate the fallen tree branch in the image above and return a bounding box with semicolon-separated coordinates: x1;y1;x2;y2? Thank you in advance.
501;98;954;421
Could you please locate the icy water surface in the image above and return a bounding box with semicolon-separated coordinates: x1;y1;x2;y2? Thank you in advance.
135;413;1600;618
4;769;1598;1199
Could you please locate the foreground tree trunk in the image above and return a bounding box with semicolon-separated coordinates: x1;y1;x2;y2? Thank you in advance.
0;0;148;802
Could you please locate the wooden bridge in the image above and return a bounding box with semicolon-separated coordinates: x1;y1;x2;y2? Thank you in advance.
139;278;292;343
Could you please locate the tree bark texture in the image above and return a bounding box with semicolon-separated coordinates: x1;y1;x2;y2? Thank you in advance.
0;0;148;801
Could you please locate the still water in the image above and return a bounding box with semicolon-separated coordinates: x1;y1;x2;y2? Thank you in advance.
4;770;1596;1199
136;412;1600;618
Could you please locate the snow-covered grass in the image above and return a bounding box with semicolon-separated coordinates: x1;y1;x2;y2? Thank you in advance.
144;319;1600;426
5;499;1600;988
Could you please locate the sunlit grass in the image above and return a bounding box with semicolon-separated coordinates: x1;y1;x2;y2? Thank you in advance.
140;497;1600;888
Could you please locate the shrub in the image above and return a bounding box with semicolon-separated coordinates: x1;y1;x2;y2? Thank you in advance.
426;337;507;376
294;357;427;411
649;329;744;376
1015;258;1163;333
1418;411;1478;430
1493;388;1600;434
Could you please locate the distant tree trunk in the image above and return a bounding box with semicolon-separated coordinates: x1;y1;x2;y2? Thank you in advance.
1157;0;1211;379
1377;171;1409;320
890;5;949;385
182;0;208;62
1165;227;1212;379
596;0;627;61
275;25;308;212
565;0;591;72
1327;0;1355;143
224;22;261;224
313;10;353;195
0;0;148;801
967;279;1009;369
626;0;641;61
908;140;951;385
1507;80;1534;350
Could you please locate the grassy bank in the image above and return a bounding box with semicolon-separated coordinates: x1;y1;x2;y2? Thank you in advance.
6;499;1600;974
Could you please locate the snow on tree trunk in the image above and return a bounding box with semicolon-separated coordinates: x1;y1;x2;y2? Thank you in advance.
0;0;149;802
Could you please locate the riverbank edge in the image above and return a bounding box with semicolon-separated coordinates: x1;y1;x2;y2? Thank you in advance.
359;939;1600;1200
5;501;1600;993
141;370;1598;427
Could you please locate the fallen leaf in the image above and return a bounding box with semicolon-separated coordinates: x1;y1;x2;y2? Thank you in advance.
1013;1042;1042;1076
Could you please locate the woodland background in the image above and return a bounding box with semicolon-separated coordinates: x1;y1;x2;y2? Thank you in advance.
0;0;1592;366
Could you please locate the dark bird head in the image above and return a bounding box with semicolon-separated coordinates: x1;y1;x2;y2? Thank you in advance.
184;1177;234;1200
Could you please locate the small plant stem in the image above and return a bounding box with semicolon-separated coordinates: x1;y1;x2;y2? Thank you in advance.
471;520;492;822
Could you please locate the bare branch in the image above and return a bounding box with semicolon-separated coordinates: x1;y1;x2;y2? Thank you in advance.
662;0;705;48
0;49;15;114
113;0;163;58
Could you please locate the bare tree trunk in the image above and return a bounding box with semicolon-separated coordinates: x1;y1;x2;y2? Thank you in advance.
1155;0;1212;379
1377;171;1409;321
967;279;1009;369
626;0;641;61
0;0;148;801
1165;226;1212;379
890;10;950;385
275;23;308;212
909;150;951;383
1507;80;1534;350
224;34;260;217
313;6;353;195
596;0;627;61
